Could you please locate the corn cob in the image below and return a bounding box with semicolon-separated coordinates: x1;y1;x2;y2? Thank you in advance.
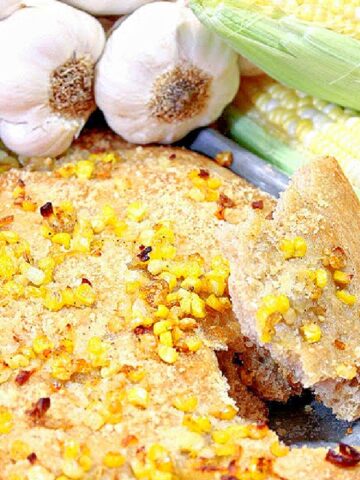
224;76;360;190
190;0;360;110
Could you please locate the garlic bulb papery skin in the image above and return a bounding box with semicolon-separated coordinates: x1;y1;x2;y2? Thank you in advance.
0;0;51;20
0;1;105;157
60;0;156;16
95;2;240;144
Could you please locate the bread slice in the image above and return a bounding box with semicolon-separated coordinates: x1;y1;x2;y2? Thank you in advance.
222;156;360;421
0;134;358;478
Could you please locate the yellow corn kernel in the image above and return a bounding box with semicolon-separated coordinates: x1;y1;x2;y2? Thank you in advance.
91;216;106;234
188;187;206;202
128;368;146;383
64;440;81;460
214;443;237;457
158;344;179;364
270;441;290;457
74;283;96;307
127;201;148;222
10;440;31;460
75;160;94;180
57;163;75;178
43;289;64;311
1;280;24;298
0;252;17;280
178;431;205;455
153;320;172;336
212;429;231;444
0;406;13;434
87;337;106;355
180;276;202;293
172;395;198;413
336;290;356;305
207;177;222;189
127;387;149;409
151;244;177;261
279;238;294;259
315;269;328;288
12;185;24;198
205;189;219;202
336;363;357;380
7;354;29;369
22;200;37;212
51;353;73;381
103;451;125;468
205;294;231;312
301;323;322;344
62;287;75;306
210;404;238;421
184;337;202;352
178;318;197;331
52;233;71;249
113;220;128;237
293;237;307;257
78;454;92;472
0;231;19;243
159;272;177;291
155;305;170;319
159;331;173;347
41;224;55;240
181;292;206;319
33;335;54;356
183;415;212;434
333;270;351;286
171;326;183;345
62;459;84;479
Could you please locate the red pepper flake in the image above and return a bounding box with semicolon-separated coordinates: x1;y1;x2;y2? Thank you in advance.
134;325;152;335
215;193;235;220
0;215;14;228
81;278;92;286
15;369;34;386
40;202;54;218
251;200;264;210
137;246;152;262
27;452;37;464
199;169;210;179
334;339;346;350
169;153;177;160
266;211;274;220
121;434;138;447
333;246;346;257
28;397;51;421
326;443;360;468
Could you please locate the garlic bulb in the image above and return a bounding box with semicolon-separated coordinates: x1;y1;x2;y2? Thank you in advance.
0;1;105;157
95;2;240;144
60;0;155;16
0;0;50;20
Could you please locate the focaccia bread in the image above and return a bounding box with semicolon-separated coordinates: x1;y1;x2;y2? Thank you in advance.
0;133;358;479
222;156;360;421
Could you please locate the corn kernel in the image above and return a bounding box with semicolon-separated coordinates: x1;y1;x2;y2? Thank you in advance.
184;337;202;352
159;272;177;291
26;266;46;286
210;404;237;420
333;270;351;286
74;283;96;307
33;335;54;356
0;252;17;279
27;466;54;480
188;187;205;202
52;233;71;249
178;431;205;455
43;290;64;311
78;454;92;472
128;368;146;383
315;269;328;288
51;353;73;381
212;429;231;444
0;231;19;243
153;320;172;336
62;459;84;479
0;406;13;434
159;331;173;347
301;323;322;343
10;439;31;460
62;287;75;306
41;224;55;239
293;236;307;257
336;363;357;380
57;163;75;178
64;440;81;460
155;305;170;319
113;220;128;237
172;395;198;413
214;443;237;457
7;354;29;369
75;160;94;180
270;441;290;457
1;280;24;298
183;415;211;434
103;451;125;468
336;290;356;305
127;201;148;222
22;200;37;212
127;387;149;409
158;344;178;364
207;177;222;189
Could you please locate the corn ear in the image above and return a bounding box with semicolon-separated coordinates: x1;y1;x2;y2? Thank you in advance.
190;0;360;110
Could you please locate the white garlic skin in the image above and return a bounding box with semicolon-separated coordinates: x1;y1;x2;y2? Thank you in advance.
0;0;52;20
0;1;105;157
95;2;240;144
60;0;156;15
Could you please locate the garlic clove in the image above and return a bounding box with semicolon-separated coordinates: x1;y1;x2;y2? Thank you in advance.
0;0;53;20
60;0;158;16
0;1;105;156
95;2;240;144
0;116;84;157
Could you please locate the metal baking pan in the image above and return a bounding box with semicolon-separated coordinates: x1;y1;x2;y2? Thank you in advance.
181;127;360;448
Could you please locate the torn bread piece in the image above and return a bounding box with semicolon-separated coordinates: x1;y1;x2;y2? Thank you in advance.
222;156;360;421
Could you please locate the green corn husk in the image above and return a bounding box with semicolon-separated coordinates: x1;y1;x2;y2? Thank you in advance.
190;0;360;111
